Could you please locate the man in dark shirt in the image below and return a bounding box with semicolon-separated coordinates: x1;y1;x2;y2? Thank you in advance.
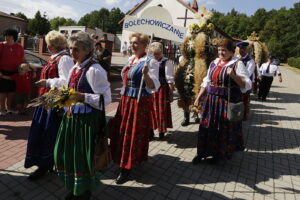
93;42;112;72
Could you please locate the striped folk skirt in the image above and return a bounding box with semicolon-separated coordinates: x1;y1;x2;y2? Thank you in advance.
54;108;103;196
152;84;173;133
197;93;244;160
110;95;153;169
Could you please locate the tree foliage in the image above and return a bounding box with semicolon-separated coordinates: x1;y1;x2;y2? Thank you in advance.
15;12;28;21
211;3;300;61
28;11;50;35
78;7;124;34
50;17;77;30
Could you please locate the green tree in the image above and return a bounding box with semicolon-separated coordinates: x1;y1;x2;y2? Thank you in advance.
78;8;110;30
77;7;124;33
28;11;50;35
97;8;110;31
15;12;28;21
250;8;268;32
260;7;297;61
50;17;77;30
78;13;91;26
50;17;66;30
88;10;103;29
64;18;77;26
289;2;300;57
211;3;300;61
107;7;125;34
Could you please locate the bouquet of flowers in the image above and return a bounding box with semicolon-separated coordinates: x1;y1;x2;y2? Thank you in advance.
28;86;76;110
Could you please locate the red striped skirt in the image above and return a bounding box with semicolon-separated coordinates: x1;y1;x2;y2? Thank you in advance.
152;84;173;133
110;95;153;169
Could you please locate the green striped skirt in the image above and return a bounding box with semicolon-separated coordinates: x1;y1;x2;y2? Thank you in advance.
54;108;103;196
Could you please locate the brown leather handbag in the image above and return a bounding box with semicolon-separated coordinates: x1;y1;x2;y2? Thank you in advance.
94;136;112;170
94;95;112;170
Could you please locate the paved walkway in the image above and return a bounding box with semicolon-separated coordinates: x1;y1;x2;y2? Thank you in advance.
1;65;300;200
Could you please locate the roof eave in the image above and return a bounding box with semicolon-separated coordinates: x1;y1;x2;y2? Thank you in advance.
118;0;197;24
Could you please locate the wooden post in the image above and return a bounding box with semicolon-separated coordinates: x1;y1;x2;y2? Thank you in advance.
20;35;28;49
38;37;47;56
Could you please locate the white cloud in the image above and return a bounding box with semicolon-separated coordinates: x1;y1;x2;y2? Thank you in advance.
0;0;80;20
199;0;216;5
105;0;120;5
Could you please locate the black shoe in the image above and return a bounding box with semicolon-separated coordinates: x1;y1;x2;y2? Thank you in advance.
192;155;202;165
27;167;51;181
149;130;154;141
159;132;165;140
236;145;245;151
65;191;75;200
181;120;189;126
116;169;130;184
181;111;190;126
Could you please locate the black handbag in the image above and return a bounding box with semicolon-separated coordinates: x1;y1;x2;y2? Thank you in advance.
227;64;244;122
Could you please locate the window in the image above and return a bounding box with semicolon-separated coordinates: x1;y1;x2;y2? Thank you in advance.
71;30;80;34
14;25;21;33
25;53;47;67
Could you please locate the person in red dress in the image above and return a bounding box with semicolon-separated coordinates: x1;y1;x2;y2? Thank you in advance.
0;63;36;114
149;42;174;140
110;33;160;184
0;28;25;116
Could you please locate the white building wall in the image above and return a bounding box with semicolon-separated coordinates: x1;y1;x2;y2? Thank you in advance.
115;34;122;52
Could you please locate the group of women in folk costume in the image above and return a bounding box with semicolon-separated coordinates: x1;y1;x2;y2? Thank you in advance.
23;31;253;199
24;31;174;199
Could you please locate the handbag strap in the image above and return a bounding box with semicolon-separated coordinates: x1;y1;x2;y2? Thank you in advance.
228;74;231;103
228;60;239;103
99;94;105;114
98;94;106;138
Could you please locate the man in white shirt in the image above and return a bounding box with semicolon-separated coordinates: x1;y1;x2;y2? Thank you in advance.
258;56;283;101
237;41;256;120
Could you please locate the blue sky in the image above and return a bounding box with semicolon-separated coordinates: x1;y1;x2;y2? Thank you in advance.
1;0;299;21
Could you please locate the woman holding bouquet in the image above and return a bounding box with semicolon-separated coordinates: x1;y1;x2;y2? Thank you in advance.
110;33;160;184
48;31;111;199
24;30;74;180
